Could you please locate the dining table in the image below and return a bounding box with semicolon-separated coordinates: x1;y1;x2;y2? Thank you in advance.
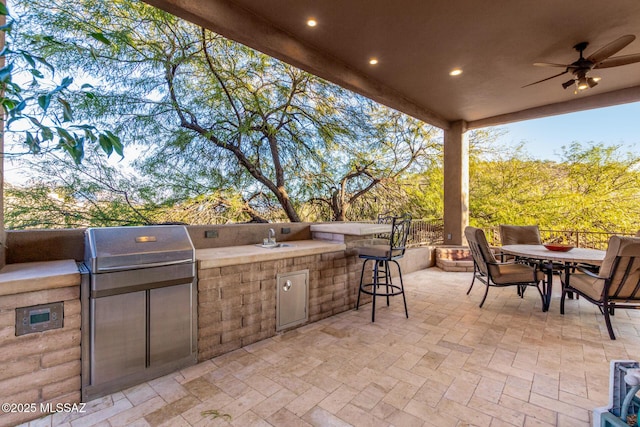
500;244;606;311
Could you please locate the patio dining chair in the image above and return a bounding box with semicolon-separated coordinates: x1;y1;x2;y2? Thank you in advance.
560;235;640;340
465;226;545;308
499;224;542;246
500;224;564;290
356;213;411;322
499;224;542;266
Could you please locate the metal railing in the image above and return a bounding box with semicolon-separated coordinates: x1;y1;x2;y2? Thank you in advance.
354;220;636;249
407;219;444;247
483;227;638;250
362;218;444;247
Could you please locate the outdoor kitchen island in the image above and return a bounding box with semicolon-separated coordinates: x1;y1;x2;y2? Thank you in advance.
0;222;433;425
195;238;369;361
195;221;404;360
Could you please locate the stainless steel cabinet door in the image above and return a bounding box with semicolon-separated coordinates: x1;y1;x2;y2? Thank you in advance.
149;283;194;366
92;291;146;385
277;270;309;331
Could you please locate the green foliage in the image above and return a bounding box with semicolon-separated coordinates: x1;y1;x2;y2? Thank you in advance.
467;141;640;233
401;128;506;222
399;132;640;233
401;163;443;221
3;145;288;228
13;0;440;222
4;150;155;229
0;4;122;164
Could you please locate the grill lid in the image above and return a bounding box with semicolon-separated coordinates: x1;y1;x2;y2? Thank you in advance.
85;225;195;273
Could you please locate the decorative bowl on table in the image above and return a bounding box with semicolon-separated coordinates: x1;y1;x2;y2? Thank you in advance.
543;243;574;252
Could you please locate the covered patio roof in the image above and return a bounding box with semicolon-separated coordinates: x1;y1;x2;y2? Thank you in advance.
144;0;640;130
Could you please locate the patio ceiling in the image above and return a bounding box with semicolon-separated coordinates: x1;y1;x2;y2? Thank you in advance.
144;0;640;130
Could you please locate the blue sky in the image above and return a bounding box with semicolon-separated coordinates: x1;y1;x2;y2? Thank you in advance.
489;101;640;161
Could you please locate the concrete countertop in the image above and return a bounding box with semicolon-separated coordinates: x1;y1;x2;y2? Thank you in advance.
197;239;346;269
0;259;81;297
309;222;391;236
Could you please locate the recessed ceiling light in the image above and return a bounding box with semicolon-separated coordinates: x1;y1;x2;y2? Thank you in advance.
369;58;379;65
449;68;463;76
306;18;317;27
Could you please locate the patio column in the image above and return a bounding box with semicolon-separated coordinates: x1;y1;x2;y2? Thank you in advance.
443;120;469;245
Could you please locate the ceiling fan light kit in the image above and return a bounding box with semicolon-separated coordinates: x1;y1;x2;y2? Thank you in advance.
524;34;640;92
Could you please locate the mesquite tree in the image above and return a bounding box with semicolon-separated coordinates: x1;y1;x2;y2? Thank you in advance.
15;0;440;222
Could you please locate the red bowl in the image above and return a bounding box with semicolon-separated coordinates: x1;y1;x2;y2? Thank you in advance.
544;244;574;252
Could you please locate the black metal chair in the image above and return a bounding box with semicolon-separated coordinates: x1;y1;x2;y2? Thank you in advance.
561;236;640;340
465;226;545;308
356;213;411;322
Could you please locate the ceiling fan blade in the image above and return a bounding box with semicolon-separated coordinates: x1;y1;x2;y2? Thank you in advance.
594;53;640;68
522;70;569;88
534;62;568;68
587;34;636;63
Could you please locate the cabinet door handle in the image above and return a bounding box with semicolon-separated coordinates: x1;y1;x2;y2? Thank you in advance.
283;280;292;292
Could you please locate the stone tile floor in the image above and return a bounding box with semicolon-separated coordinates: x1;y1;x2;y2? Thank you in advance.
21;268;640;427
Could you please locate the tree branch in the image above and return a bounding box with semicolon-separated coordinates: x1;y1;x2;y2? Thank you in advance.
200;28;242;124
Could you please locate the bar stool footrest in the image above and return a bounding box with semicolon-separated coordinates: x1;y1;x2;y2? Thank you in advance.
359;283;404;297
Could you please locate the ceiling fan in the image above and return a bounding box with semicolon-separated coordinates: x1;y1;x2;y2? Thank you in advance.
523;34;640;92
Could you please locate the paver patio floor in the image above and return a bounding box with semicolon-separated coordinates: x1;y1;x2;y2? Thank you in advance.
22;267;640;426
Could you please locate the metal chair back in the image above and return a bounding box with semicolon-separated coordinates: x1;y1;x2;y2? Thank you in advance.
389;213;412;259
377;213;412;259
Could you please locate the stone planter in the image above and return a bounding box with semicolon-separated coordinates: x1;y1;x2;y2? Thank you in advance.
435;246;474;272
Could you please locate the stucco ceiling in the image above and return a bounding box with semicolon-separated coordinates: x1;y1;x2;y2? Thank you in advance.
144;0;640;130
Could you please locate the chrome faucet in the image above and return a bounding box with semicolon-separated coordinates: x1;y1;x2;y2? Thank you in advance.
268;228;276;244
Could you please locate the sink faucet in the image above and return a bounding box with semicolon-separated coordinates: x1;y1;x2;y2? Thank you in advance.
268;228;276;244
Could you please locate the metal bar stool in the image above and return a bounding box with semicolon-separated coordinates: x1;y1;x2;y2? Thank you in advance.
356;213;412;322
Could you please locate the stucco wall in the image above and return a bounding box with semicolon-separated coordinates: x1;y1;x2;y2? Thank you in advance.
4;223;313;264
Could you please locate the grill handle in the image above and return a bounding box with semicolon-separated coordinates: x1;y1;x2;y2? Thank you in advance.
93;258;193;272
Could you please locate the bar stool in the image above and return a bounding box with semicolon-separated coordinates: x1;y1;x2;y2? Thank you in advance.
356;213;412;322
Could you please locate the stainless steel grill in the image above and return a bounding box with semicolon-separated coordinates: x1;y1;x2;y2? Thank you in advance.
81;225;197;401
